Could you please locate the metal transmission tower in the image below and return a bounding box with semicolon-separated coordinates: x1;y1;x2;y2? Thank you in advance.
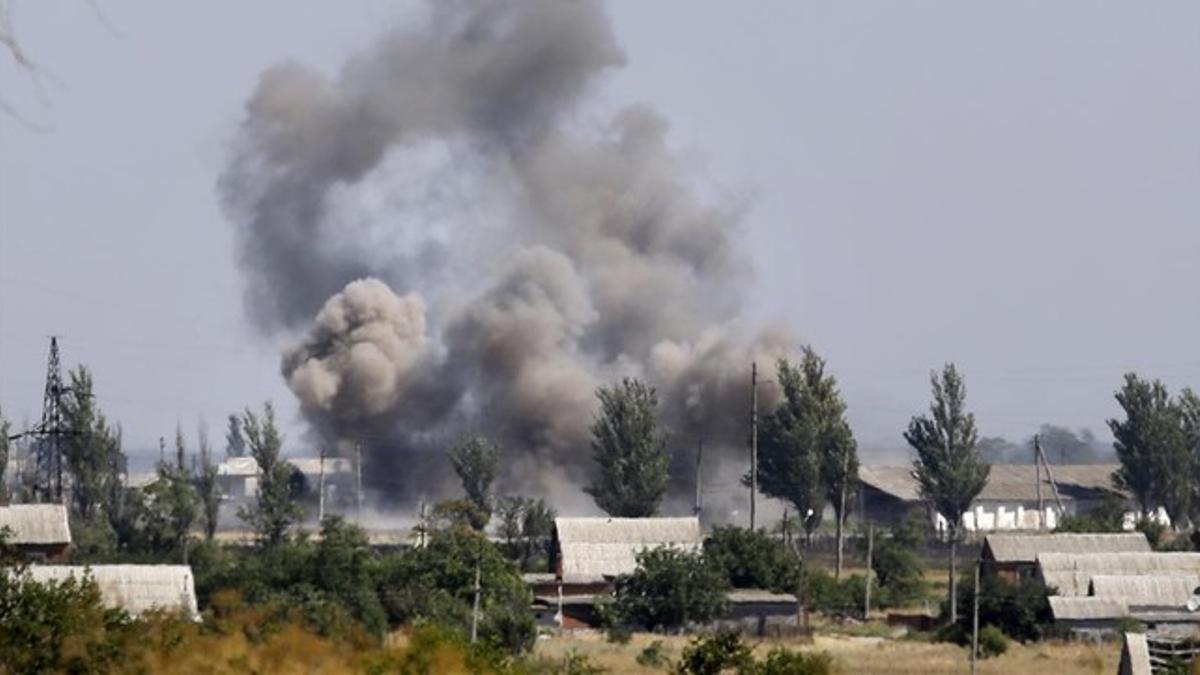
15;337;75;503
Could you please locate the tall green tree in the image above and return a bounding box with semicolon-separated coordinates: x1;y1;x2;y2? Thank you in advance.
237;402;302;546
447;435;500;530
61;367;123;521
756;357;823;541
0;406;10;504
904;363;989;625
225;414;245;458
585;378;670;517
194;423;221;540
1109;374;1191;525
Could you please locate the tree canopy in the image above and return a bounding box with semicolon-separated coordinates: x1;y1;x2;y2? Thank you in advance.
448;435;501;530
237;403;302;546
585;378;670;517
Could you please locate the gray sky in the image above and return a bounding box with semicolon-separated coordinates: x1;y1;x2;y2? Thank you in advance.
2;1;1198;463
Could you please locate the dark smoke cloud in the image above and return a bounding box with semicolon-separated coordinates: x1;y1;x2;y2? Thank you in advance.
220;0;798;506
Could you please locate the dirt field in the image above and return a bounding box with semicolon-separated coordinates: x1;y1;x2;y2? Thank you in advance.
534;630;1121;674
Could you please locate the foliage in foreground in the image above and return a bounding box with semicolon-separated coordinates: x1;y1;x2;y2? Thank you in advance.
674;631;834;675
704;526;802;593
605;547;730;632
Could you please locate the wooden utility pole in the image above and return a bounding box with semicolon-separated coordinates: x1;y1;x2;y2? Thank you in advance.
317;445;327;523
836;445;850;579
864;525;874;620
750;362;758;531
355;442;364;519
471;549;482;643
694;439;704;517
1035;436;1066;523
1035;434;1044;531
971;562;981;675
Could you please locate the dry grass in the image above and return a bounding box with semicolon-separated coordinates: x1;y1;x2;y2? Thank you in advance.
535;630;1121;675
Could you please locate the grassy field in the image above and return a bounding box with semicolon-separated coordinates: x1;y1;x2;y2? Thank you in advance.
533;629;1120;674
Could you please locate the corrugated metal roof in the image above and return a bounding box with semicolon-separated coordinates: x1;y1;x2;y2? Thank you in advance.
27;565;199;620
0;504;71;545
860;464;1124;503
727;590;798;604
1050;596;1129;621
1089;575;1200;607
1039;553;1200;596
217;457;259;476
985;533;1150;563
555;517;702;579
218;457;352;477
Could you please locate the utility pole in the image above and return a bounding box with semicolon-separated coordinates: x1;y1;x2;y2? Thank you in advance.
471;546;482;643
971;562;981;675
317;444;327;523
1035;434;1044;531
693;439;704;518
750;361;758;531
355;442;364;520
864;525;873;620
1035;436;1066;524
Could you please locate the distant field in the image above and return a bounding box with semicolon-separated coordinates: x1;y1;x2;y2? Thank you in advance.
534;630;1120;674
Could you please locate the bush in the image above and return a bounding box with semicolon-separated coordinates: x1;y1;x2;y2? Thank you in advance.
949;566;1051;643
0;567;132;673
704;526;802;592
674;632;834;675
871;536;928;607
637;640;670;668
754;648;835;675
976;625;1009;659
804;568;865;614
379;526;535;654
675;631;753;675
608;547;730;631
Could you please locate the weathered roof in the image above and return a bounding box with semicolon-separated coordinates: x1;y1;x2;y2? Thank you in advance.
0;504;71;546
1049;596;1129;621
555;517;702;579
1089;575;1200;608
1039;553;1200;596
27;565;199;620
217;456;259;476
1120;632;1152;675
288;457;353;475
984;533;1150;563
727;589;799;604
218;456;352;477
860;464;1124;503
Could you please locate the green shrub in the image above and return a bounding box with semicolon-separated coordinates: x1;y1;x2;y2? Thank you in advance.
637;640;670;668
675;631;753;675
951;566;1051;642
976;625;1009;659
805;568;865;614
754;648;835;675
704;526;802;592
609;547;730;631
871;537;928;607
0;567;133;674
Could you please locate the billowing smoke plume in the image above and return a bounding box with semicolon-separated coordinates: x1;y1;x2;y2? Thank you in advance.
220;0;796;507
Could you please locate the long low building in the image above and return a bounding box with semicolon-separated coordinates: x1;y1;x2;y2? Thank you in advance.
1037;552;1200;632
982;532;1151;581
859;463;1130;533
27;564;200;620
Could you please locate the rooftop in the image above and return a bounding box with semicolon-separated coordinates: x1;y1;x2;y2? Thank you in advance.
860;463;1124;503
26;565;199;620
555;516;702;580
983;532;1150;563
0;504;71;546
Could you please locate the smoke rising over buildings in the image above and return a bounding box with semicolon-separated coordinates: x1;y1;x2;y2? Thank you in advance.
219;0;795;504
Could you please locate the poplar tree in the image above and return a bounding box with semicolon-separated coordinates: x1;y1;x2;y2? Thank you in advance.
905;363;988;625
238;403;301;546
586;378;670;517
0;407;10;504
447;435;500;530
1109;375;1192;526
756;349;858;575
